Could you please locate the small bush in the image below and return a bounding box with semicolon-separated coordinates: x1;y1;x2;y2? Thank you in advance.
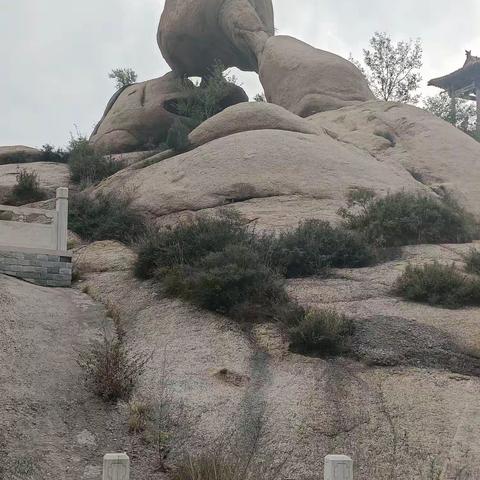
465;249;480;275
394;262;480;308
69;191;147;243
163;245;289;321
5;168;47;205
175;62;241;126
40;144;69;163
135;212;252;279
288;309;355;356
166;119;191;152
77;322;149;402
339;191;477;247
269;220;374;278
68;135;124;186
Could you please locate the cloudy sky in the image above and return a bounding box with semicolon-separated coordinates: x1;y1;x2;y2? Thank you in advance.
2;0;479;148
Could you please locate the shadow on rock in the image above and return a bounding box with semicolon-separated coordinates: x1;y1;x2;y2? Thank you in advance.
352;315;480;376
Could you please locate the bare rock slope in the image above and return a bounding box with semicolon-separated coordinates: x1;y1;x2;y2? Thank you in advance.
76;241;480;480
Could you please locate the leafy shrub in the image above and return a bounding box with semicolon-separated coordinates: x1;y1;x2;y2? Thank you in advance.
175;63;241;127
135;212;252;279
77;321;149;402
394;262;480;308
166;119;191;152
40;144;69;163
339;191;477;247
465;249;480;275
68;135;124;186
288;309;355;356
69;191;147;243
163;246;289;321
5;169;47;205
269;220;374;278
109;67;137;90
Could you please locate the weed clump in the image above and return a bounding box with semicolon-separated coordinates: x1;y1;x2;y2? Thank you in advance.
68;135;124;186
465;249;480;275
77;321;150;402
288;309;355;356
339;190;477;247
394;262;480;308
69;191;147;243
5;168;47;205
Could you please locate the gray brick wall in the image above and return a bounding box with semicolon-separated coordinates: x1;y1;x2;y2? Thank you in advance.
0;250;72;287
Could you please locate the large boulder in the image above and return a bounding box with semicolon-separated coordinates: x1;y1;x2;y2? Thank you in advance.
90;72;248;154
259;36;375;117
90;73;186;154
158;0;274;76
188;102;321;147
308;101;480;219
0;146;42;165
95;128;426;230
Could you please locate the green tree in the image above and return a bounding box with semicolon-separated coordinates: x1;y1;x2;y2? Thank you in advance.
351;32;423;104
108;68;138;90
423;94;477;135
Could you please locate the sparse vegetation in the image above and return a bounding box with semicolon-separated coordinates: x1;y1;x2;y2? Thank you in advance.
68;135;124;186
77;319;150;402
69;191;147;243
4;168;47;205
166;119;192;152
269;220;374;278
109;67;138;90
40;144;69;163
339;190;477;247
465;249;480;275
288;309;355;356
394;262;480;308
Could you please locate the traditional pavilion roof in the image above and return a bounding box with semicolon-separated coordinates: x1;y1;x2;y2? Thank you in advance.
428;51;480;91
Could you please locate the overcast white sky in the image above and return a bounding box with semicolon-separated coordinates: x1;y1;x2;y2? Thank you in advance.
1;0;479;148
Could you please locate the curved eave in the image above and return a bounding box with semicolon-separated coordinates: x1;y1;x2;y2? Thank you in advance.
428;62;480;91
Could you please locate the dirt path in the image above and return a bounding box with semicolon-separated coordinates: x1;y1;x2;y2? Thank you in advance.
0;274;135;480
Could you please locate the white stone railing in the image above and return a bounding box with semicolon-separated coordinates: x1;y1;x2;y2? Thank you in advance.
101;453;353;480
0;187;68;252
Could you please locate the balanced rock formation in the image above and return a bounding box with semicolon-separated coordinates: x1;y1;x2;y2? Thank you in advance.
259;36;375;116
0;145;42;165
158;0;274;76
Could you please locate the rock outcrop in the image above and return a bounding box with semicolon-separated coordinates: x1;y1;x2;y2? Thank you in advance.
308;101;480;218
259;36;375;116
90;73;187;154
158;0;274;76
95;125;427;229
188;102;321;147
90;72;249;154
0;145;42;165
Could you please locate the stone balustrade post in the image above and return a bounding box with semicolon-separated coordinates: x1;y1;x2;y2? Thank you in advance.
324;455;353;480
55;187;68;251
103;453;129;480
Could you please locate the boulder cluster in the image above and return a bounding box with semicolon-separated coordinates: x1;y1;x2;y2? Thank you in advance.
91;0;480;232
90;0;373;154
